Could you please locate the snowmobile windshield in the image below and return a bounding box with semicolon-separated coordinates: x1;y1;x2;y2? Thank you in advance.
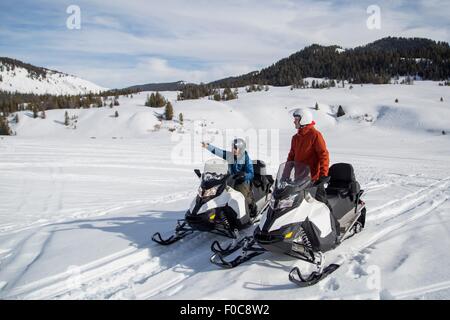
203;159;229;183
275;161;311;191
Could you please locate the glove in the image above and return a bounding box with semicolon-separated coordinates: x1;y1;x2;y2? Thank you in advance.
232;172;246;184
314;176;330;186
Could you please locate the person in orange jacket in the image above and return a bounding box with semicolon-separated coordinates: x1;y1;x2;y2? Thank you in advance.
287;108;330;205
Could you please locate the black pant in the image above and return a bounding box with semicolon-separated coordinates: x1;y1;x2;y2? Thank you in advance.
234;182;256;216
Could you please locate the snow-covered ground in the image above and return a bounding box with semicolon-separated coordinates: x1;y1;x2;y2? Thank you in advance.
0;62;106;95
0;82;449;299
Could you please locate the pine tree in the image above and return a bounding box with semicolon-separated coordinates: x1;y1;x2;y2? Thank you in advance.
157;92;166;107
165;102;174;120
40;108;46;119
0;116;11;135
114;111;119;118
441;97;444;102
14;113;19;123
337;105;345;117
213;90;221;101
395;98;399;103
222;87;236;101
315;102;319;110
32;107;38;119
64;111;69;126
146;92;166;107
179;113;183;125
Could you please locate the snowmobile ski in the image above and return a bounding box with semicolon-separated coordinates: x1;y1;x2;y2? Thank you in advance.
210;235;248;255
151;220;194;245
210;236;266;268
288;263;340;287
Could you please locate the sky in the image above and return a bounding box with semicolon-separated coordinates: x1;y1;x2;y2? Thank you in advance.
0;0;449;89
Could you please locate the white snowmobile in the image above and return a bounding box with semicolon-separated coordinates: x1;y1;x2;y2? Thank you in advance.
152;158;274;245
210;161;366;287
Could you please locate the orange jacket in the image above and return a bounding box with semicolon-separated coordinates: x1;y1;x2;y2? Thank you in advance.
287;123;329;181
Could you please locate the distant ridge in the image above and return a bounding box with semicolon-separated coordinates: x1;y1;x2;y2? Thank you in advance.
122;81;187;92
209;37;450;87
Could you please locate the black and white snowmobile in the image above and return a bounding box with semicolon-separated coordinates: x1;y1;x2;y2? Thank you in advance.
152;158;274;246
210;161;366;287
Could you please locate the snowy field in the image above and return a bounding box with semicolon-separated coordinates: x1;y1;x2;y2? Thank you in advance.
0;82;449;299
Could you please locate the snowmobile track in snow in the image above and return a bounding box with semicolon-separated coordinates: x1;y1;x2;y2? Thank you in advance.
314;177;450;299
3;177;449;299
5;222;224;299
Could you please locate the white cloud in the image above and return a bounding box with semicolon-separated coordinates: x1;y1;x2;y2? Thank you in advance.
91;16;122;29
56;57;254;88
3;0;449;87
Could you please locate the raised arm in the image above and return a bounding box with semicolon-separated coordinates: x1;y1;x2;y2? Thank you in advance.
203;143;231;161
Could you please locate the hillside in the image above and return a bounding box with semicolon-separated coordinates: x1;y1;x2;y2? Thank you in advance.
0;57;106;95
210;37;450;87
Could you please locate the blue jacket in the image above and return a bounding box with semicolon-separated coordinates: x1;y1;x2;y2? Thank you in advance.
207;144;254;183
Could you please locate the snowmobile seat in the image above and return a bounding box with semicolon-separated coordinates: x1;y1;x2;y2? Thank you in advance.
252;160;266;189
252;160;274;201
252;160;267;176
326;163;360;201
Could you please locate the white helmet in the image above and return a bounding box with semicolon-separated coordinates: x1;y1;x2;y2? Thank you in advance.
232;138;246;154
292;108;313;127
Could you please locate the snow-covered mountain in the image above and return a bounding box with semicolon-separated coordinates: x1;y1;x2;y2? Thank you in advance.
0;57;106;95
0;81;449;300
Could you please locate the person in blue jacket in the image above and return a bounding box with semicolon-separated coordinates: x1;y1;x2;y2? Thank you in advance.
202;138;256;217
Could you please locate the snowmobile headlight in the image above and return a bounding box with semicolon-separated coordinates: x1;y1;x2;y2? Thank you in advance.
272;194;297;209
209;212;216;220
201;185;220;198
277;194;297;209
278;198;295;209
